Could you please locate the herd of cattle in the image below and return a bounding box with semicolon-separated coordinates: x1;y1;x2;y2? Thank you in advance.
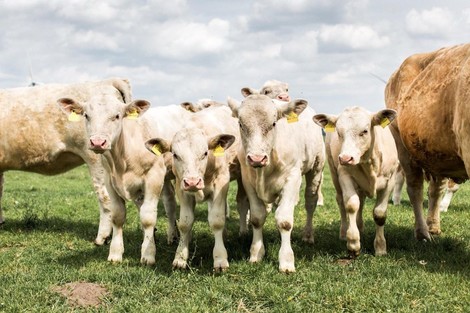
1;43;469;273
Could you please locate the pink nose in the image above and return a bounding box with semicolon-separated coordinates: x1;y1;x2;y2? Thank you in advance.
90;138;107;150
183;177;204;191
277;93;291;102
339;154;354;165
247;154;268;168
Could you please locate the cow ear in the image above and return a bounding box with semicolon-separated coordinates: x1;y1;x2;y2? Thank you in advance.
180;102;196;112
208;134;236;157
241;87;259;97
277;99;308;122
227;97;240;118
57;98;84;122
145;138;171;156
313;114;337;132
125;100;151;119
372;109;397;128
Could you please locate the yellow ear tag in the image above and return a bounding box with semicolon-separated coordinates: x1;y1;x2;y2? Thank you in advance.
380;117;391;128
127;109;139;120
286;111;298;123
324;122;335;132
151;144;162;156
213;145;225;157
68;111;81;122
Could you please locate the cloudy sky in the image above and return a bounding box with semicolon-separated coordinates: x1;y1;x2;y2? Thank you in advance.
1;0;469;113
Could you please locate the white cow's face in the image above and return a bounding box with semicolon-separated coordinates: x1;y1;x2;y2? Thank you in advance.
146;128;235;192
58;95;150;153
228;94;307;168
171;128;210;192
259;80;291;102
313;107;397;166
335;108;374;166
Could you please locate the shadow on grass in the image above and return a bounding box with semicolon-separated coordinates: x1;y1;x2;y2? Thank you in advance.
2;204;470;278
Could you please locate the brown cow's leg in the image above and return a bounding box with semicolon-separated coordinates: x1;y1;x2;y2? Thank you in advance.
427;177;446;235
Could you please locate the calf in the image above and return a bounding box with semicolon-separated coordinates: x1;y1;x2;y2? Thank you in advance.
146;105;244;271
228;90;325;273
0;78;130;245
313;107;399;256
58;98;191;265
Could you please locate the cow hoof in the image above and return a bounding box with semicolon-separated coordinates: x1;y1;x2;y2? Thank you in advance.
302;233;314;244
213;263;229;273
172;259;188;270
141;257;156;266
279;265;296;273
348;249;360;259
415;229;431;241
107;255;123;263
94;236;111;246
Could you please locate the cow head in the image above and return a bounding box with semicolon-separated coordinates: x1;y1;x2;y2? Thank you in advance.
228;92;307;168
313;107;397;166
146;128;235;192
58;96;150;153
180;99;224;112
259;80;291;102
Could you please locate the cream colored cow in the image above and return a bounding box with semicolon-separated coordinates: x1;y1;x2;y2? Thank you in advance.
313;107;399;257
0;78;130;246
58;98;191;265
228;90;324;273
146;105;241;271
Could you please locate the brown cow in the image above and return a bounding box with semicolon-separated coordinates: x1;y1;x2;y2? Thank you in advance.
385;43;470;240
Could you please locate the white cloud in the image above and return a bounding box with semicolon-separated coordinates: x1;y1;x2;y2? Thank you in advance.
319;24;390;50
144;18;231;60
280;30;319;62
406;7;454;37
68;30;120;52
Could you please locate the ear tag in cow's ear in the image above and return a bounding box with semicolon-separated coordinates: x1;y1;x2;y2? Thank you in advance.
126;108;139;120
68;110;81;122
324;122;335;132
213;145;225;157
380;117;391;128
286;111;298;123
151;144;162;156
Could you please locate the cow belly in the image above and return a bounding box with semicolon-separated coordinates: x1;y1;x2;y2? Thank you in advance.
2;151;85;175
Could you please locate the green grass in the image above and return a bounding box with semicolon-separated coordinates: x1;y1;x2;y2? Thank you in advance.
1;165;470;312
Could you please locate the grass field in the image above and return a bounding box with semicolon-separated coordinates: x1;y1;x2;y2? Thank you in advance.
1;165;470;312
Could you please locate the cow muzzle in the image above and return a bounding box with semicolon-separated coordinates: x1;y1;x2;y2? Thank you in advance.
338;154;355;166
89;137;109;154
247;154;268;168
182;177;204;192
276;93;291;102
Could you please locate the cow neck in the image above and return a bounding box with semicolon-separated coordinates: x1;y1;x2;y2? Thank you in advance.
110;120;146;173
354;128;380;197
252;148;281;204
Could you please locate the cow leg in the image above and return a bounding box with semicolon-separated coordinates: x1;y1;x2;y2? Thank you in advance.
209;181;230;272
173;191;195;269
302;169;321;244
440;179;459;212
317;174;324;206
87;165;113;246
236;177;250;235
161;181;178;244
392;166;405;205
389;124;429;240
139;181;163;265
106;181;126;263
426;176;446;235
275;172;302;273
356;193;366;234
0;173;4;225
328;162;347;240
373;175;395;256
338;170;361;256
243;182;266;264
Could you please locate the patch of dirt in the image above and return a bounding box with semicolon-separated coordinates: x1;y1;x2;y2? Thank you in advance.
52;282;109;308
335;257;354;266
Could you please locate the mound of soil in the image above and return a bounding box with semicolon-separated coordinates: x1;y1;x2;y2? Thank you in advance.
52;282;109;308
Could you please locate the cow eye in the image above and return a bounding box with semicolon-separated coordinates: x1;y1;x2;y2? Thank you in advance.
201;151;208;160
272;122;276;127
239;122;243;131
262;88;271;95
360;130;368;136
173;153;179;160
111;114;120;121
84;113;89;120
